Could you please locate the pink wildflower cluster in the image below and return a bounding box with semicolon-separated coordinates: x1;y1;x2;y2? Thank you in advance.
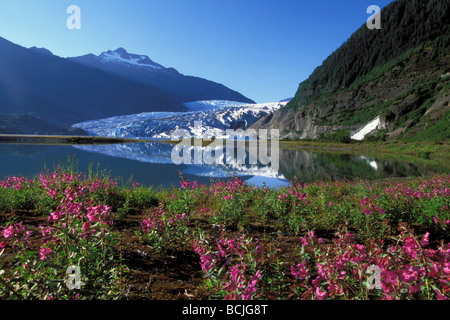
33;171;116;259
278;189;310;206
0;176;33;190
179;178;203;191
142;209;189;233
360;196;385;215
193;232;263;300
41;171;114;225
39;171;81;199
290;224;450;300
0;221;31;248
200;206;210;216
1;221;24;239
0;171;122;299
383;178;450;200
209;176;248;196
39;246;52;260
142;208;166;233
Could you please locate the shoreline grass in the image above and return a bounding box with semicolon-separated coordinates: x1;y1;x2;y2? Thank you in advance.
156;137;450;160
278;139;450;160
0;134;143;145
3;133;448;161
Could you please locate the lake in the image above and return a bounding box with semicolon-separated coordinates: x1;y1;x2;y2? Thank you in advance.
0;141;448;189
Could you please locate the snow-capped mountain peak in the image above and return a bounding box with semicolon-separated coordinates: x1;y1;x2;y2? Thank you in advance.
68;48;254;104
99;47;164;70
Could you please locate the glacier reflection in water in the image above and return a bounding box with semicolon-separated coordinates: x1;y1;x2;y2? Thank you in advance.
1;142;448;189
72;142;290;188
71;142;450;188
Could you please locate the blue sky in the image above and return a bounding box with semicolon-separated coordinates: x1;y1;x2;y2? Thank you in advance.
0;0;394;103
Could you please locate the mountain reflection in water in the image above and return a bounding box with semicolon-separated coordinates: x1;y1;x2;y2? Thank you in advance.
0;142;448;188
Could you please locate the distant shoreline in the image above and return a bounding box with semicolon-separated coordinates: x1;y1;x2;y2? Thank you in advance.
0;134;142;145
1;134;449;161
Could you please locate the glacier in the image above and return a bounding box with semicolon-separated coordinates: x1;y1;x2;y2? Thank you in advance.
72;100;287;139
71;100;289;186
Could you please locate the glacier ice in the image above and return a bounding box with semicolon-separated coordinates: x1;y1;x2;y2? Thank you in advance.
71;100;288;185
72;100;287;139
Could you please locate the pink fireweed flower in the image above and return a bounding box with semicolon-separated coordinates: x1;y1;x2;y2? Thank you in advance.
399;266;420;283
307;230;316;239
403;236;420;260
180;180;191;189
435;289;448;300
86;204;111;223
315;287;328;300
359;196;385;215
65;189;75;201
316;263;329;279
291;263;310;280
442;262;450;275
199;253;214;273
421;232;430;246
39;246;52;260
229;264;243;285
327;283;344;296
48;210;63;222
25;231;33;241
82;222;91;233
300;236;308;247
2;222;24;239
241;271;261;300
2;226;15;239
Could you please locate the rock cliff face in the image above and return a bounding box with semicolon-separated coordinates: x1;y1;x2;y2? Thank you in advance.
251;105;360;139
252;0;450;142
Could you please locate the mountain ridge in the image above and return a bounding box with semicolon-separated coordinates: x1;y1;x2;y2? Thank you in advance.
0;36;186;126
251;0;450;142
69;48;255;104
0;37;254;134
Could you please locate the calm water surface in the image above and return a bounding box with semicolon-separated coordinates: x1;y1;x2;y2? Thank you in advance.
0;142;448;188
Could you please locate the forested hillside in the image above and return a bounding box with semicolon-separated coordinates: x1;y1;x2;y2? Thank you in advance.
252;0;450;142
